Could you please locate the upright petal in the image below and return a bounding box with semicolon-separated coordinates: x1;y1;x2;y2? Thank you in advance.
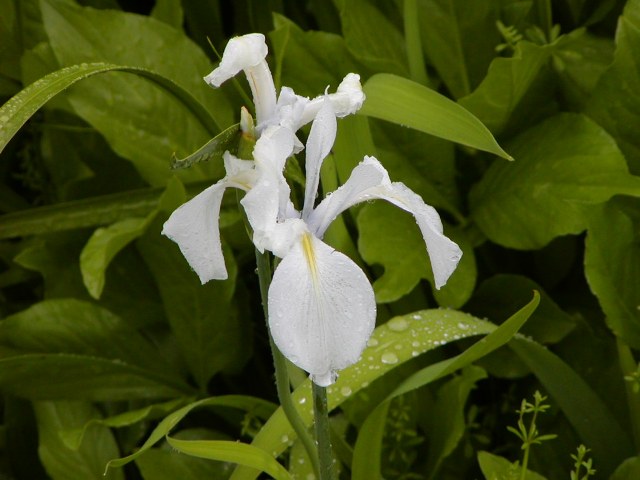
203;33;277;129
302;100;337;219
297;73;365;128
309;156;462;289
268;232;376;386
162;182;231;283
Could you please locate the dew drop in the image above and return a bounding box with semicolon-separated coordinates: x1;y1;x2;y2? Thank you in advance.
340;386;352;397
387;317;409;332
367;338;379;347
412;351;419;357
381;352;399;365
281;434;289;444
411;341;420;347
0;115;8;123
298;397;307;405
458;322;470;330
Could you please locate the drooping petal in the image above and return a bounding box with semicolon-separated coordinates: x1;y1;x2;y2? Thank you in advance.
309;156;462;289
297;73;365;128
302;100;337;219
268;232;376;386
203;33;277;129
162;182;231;283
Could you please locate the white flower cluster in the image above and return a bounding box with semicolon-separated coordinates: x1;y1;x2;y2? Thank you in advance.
163;33;462;386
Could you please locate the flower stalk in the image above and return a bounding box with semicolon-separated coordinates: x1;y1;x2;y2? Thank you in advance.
255;248;321;478
312;381;336;480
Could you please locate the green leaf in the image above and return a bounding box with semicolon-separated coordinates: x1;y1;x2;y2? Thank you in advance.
610;456;640;480
417;0;501;98
0;354;192;401
138;217;246;388
585;202;640;348
135;447;232;480
510;338;633;477
40;0;233;184
459;41;555;136
34;401;124;480
151;0;184;28
357;202;475;306
586;0;640;173
360;73;512;160
425;366;487;478
270;13;359;94
470;113;640;249
60;398;192;451
350;294;539;480
171;123;241;170
0;299;176;375
106;395;277;470
80;217;154;299
477;451;547;480
0;62;214;159
338;0;408;76
166;437;292;480
230;293;539;480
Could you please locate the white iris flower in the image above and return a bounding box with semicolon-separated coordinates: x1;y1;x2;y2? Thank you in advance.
163;33;462;386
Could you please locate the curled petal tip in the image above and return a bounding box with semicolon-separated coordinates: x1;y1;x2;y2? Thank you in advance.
204;33;268;87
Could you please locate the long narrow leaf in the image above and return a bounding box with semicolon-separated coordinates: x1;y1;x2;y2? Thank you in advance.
359;73;512;160
167;437;292;480
0;62;218;156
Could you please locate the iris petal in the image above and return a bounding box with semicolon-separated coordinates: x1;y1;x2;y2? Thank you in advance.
162;182;231;283
268;233;376;386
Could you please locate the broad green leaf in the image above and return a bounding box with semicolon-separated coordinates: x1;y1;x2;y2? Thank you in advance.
403;0;429;84
0;299;176;375
425;366;487;478
34;401;124;480
138;217;245;388
270;13;359;94
40;0;233;185
350;294;539;480
467;274;575;344
151;0;184;28
477;451;547;480
136;447;232;480
510;338;633;476
338;0;408;76
552;31;614;110
0;354;193;401
80;217;154;299
106;396;277;470
586;0;640;173
167;437;292;480
459;40;555;136
60;398;192;451
470;113;640;249
417;0;500;98
0;62;215;158
357;202;475;307
585;202;640;348
230;293;539;480
360;74;512;160
610;456;640;480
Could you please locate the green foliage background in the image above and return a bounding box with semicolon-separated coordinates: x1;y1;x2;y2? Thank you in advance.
1;0;640;478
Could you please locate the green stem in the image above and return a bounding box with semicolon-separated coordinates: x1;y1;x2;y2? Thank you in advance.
312;382;336;480
254;250;321;477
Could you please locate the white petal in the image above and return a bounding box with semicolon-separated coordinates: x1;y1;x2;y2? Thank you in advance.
309;156;462;289
302;100;337;218
203;33;277;129
162;182;230;283
204;33;268;86
308;156;388;237
297;73;365;128
268;233;376;386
